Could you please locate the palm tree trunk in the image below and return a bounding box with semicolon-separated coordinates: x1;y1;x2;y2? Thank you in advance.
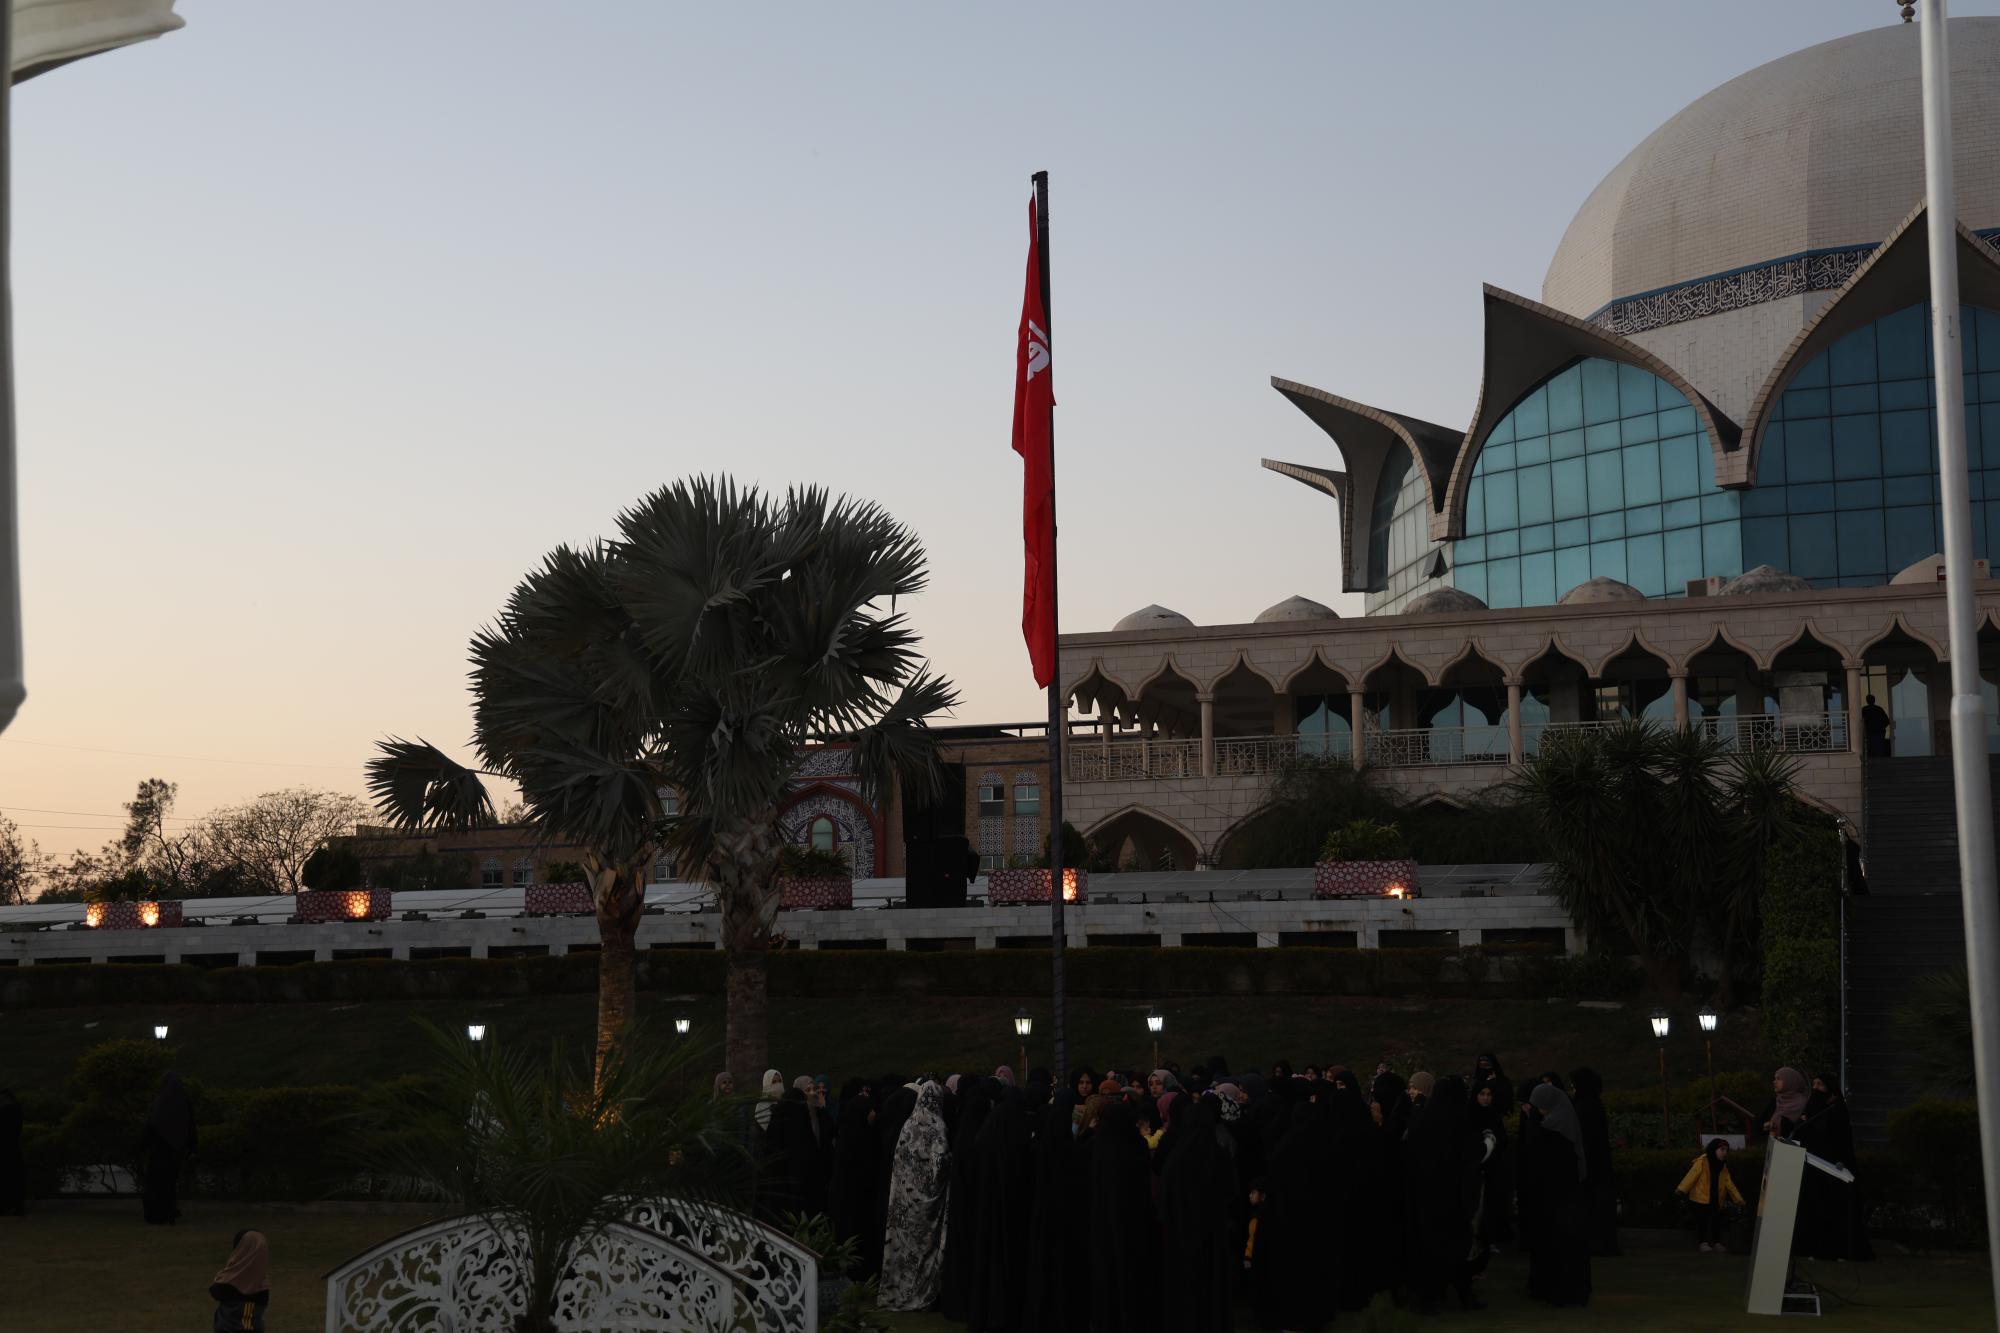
591;864;645;1089
722;876;772;1086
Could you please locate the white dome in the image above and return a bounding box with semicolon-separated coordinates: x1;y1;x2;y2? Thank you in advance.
1403;587;1488;615
1721;564;1814;595
1543;21;2000;324
1112;604;1195;633
1253;594;1339;624
1558;577;1646;606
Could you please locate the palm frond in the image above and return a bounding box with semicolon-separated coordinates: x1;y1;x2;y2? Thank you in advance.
850;666;961;806
365;737;497;831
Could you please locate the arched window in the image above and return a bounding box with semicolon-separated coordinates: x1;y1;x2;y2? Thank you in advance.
1456;358;1733;606
1366;446;1438;613
511;856;534;887
479;857;503;887
809;816;837;853
1751;302;2000;585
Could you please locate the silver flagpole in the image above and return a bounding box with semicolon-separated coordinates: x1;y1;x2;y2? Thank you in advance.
1916;3;2000;1318
0;2;22;737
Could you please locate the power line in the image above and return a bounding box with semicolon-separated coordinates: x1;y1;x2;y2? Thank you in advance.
0;737;357;772
0;804;196;821
9;822;126;831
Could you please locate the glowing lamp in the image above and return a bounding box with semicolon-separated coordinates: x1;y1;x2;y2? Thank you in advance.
1061;868;1079;902
1649;1009;1671;1041
1146;1007;1164;1036
84;903;104;928
1387;884;1407;899
343;891;372;920
466;1024;487;1043
138;902;160;928
1013;1007;1033;1038
153;1024;168;1042
1698;1008;1719;1034
674;1016;691;1037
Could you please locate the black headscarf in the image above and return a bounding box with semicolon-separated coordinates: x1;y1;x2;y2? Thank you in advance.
937;1077;995;1320
1403;1076;1479;1303
966;1086;1033;1331
1088;1101;1161;1333
1159;1098;1237;1333
147;1071;194;1153
1473;1052;1513;1110
1021;1091;1090;1333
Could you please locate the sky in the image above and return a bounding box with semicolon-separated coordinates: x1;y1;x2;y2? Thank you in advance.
2;0;1991;860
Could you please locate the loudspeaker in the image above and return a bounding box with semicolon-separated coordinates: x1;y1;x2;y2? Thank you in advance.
905;835;976;908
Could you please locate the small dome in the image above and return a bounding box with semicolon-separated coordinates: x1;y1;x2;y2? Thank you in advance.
1254;595;1339;625
1112;603;1195;633
1890;552;1949;585
1721;564;1813;595
1402;587;1488;615
1559;576;1646;605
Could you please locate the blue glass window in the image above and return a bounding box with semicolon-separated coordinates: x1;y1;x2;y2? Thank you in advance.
1757;302;2000;586
1453;358;1731;607
1366;444;1443;613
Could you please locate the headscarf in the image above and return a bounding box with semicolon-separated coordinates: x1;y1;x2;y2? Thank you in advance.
995;1065;1017;1087
762;1069;785;1098
1151;1068;1185;1098
1529;1082;1587;1179
1408;1071;1435;1099
1096;1077;1123;1096
1211;1082;1244;1122
879;1081;952;1311
1080;1093;1115;1133
945;1074;962;1095
711;1072;733;1101
147;1072;194;1153
1156;1088;1183;1128
1773;1067;1810;1125
212;1229;269;1295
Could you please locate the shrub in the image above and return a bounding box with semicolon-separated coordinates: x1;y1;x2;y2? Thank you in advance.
1895;964;1973;1093
1887;1098;1987;1245
777;846;850;880
302;844;365;893
1319;819;1409;862
541;860;587;884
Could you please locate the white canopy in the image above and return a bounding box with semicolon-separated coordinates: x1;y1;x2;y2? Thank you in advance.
12;0;182;81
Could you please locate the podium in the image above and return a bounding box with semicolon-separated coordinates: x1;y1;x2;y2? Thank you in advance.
1746;1139;1857;1316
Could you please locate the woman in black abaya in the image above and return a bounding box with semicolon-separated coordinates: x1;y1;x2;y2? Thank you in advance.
1325;1083;1390;1311
1088;1101;1161;1333
939;1076;996;1321
826;1080;876;1272
1252;1093;1340;1331
1403;1075;1484;1313
141;1071;194;1225
1021;1091;1091;1333
1568;1068;1620;1256
1794;1075;1873;1261
1160;1098;1238;1333
1521;1083;1591;1307
967;1086;1035;1332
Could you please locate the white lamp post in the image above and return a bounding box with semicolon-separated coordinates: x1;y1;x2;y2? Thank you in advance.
1146;1006;1164;1070
1698;1007;1720;1133
1013;1006;1033;1075
466;1023;486;1044
1650;1008;1672;1147
674;1016;691;1038
152;1023;167;1042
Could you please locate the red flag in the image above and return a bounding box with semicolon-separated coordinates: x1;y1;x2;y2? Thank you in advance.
1012;199;1057;687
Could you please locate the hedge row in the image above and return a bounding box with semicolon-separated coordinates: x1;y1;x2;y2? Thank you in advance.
1;945;1639;1008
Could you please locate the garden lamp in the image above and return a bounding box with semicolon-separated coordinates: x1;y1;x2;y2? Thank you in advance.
1014;1006;1033;1075
675;1016;691;1037
1649;1009;1671;1041
152;1024;168;1042
1147;1006;1164;1069
1649;1008;1671;1148
1698;1008;1720;1132
466;1023;487;1044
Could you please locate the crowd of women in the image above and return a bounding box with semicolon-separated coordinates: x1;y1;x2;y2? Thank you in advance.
738;1054;1605;1330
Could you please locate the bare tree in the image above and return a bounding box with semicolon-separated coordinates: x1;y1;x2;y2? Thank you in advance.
204;788;369;894
0;813;38;905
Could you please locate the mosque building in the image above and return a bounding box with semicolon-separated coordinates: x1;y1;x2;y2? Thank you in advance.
1059;19;2000;868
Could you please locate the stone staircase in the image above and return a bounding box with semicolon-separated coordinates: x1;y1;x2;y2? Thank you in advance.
1848;755;1988;1142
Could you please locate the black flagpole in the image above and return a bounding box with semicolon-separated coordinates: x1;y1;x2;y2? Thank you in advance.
1033;169;1067;1081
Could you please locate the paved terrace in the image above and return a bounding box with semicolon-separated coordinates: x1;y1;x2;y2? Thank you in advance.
0;866;1572;965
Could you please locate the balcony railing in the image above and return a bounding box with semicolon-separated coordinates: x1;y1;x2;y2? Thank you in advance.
1692;711;1848;753
1066;714;1853;780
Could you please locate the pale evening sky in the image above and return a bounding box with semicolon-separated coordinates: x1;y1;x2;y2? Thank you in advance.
0;0;1981;859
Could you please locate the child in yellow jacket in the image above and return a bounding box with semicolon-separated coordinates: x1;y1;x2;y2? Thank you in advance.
1676;1138;1746;1252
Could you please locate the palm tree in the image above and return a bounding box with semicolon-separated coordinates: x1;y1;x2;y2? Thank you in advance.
363;1022;745;1333
366;477;955;1085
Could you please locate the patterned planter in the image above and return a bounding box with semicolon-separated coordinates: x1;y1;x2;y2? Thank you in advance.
83;900;183;930
296;888;394;922
779;876;853;910
985;867;1088;905
525;882;594;916
1312;859;1419;899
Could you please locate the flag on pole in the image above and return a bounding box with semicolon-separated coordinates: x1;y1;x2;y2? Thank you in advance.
1012;198;1057;686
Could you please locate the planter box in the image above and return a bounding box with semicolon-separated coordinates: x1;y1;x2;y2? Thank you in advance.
1312;859;1419;899
84;900;183;930
985;867;1088;905
296;889;394;923
779;876;853;910
525;882;594;916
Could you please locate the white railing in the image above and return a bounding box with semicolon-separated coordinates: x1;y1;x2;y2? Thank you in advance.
1692;711;1848;754
1363;726;1511;767
1068;737;1199;781
1521;719;1622;756
626;1200;818;1333
1214;733;1317;776
324;1213;748;1332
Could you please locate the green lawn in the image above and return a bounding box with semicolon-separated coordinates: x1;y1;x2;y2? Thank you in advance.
5;1205;1988;1333
0;991;1770;1104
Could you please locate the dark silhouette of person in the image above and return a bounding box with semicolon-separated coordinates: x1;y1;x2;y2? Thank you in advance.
1860;694;1891;757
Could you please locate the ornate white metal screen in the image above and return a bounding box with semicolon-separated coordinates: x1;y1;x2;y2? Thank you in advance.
626;1198;819;1333
323;1214;747;1332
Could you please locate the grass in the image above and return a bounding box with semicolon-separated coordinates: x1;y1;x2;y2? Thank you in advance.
0;990;1771;1104
5;1205;1988;1333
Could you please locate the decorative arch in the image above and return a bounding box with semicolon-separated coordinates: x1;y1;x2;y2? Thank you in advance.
1435;639;1507;684
1066;658;1138;718
1201;650;1285;696
1737;205;2000;486
1357;645;1440;689
1507;634;1591;682
1585;628;1676;681
776;780;883;876
1279;646;1353;694
1687;622;1777;673
1855;612;1947;663
1084;804;1204;872
1443;285;1741;537
1770;618;1858;668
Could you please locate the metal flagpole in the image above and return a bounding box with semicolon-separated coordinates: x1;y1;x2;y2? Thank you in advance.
1916;4;2000;1317
0;1;22;738
1033;168;1068;1080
